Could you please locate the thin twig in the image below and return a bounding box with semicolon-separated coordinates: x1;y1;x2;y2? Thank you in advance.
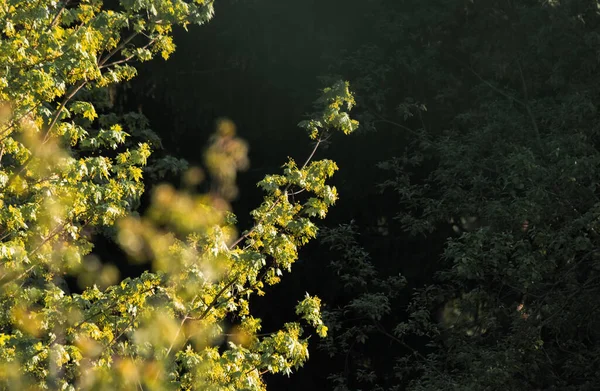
449;53;543;152
185;273;244;324
164;315;189;358
98;32;139;67
301;135;326;170
44;80;87;143
362;103;421;136
5;79;86;188
373;118;420;136
99;38;157;69
229;134;327;251
47;1;70;31
468;63;526;105
375;322;448;379
0;105;39;140
517;60;542;147
107;314;138;350
71;286;157;331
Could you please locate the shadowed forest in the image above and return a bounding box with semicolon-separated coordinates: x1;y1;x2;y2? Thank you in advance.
2;0;600;390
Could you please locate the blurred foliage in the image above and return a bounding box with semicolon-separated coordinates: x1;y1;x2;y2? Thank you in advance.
0;0;358;389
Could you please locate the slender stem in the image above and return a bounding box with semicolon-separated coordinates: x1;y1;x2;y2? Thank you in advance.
0;218;73;287
374;322;449;379
362;103;421;136
0;105;40;140
71;286;157;331
229;134;327;251
344;340;357;381
191;274;240;320
449;53;543;152
98;32;138;67
47;1;70;31
30;220;69;256
301;135;324;170
107;315;138;349
517;60;542;147
228;230;252;250
99;38;157;69
373;118;420;136
468;63;525;105
164;315;189;358
99;56;135;69
44;80;87;143
5;78;86;188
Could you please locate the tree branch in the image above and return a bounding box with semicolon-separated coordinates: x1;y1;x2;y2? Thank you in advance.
99;38;157;70
229;134;328;251
44;80;88;143
373;118;420;136
98;32;139;68
374;322;450;380
448;53;543;151
47;0;70;32
517;60;542;147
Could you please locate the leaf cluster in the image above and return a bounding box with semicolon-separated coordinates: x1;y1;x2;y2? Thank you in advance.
0;1;359;389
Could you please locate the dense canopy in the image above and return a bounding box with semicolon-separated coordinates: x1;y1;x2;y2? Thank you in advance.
2;0;600;390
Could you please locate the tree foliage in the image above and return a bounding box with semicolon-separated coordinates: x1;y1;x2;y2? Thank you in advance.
0;1;358;389
323;0;600;390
